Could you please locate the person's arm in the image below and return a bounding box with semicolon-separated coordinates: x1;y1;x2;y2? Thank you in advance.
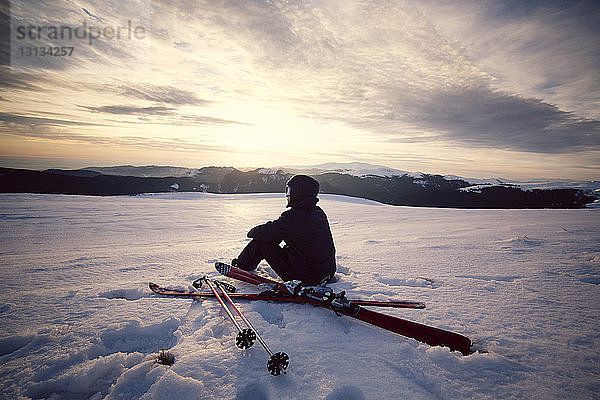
247;212;290;242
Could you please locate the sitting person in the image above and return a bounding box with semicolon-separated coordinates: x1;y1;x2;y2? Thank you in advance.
233;174;336;286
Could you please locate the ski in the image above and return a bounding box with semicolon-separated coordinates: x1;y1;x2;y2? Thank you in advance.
215;263;472;355
150;282;305;303
149;283;425;309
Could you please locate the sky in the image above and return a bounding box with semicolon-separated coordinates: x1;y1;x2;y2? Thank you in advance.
0;0;599;180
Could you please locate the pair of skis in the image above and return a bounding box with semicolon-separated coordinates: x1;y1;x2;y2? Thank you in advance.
150;263;471;357
190;277;289;376
148;283;425;308
213;263;471;356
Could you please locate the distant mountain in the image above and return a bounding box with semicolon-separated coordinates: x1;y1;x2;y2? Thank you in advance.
1;165;597;209
279;162;420;178
281;162;600;192
75;165;207;178
60;162;599;192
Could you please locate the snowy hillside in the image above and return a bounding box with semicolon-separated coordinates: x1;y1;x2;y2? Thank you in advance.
453;177;600;193
1;193;599;399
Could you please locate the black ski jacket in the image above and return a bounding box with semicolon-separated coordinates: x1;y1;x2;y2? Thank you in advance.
247;199;336;285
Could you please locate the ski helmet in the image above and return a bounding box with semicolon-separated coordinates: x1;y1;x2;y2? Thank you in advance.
285;174;319;201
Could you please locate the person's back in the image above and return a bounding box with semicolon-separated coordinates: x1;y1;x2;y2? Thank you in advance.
234;174;336;285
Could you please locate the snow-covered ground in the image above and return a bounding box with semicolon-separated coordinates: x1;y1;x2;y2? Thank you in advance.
0;192;599;399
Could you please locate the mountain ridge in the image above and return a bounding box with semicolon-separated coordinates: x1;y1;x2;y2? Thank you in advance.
64;162;599;192
1;165;597;209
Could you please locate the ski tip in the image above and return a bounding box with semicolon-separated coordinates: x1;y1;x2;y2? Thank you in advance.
215;262;232;276
191;278;204;290
149;282;165;295
445;337;472;356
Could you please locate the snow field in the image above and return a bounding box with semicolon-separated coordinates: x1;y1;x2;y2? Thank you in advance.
0;192;599;399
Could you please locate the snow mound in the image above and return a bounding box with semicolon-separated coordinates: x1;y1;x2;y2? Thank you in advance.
100;318;181;354
456;275;521;283
25;352;146;399
325;385;366;400
104;357;165;400
0;334;34;357
12;317;184;399
378;277;438;289
134;369;205;400
496;236;543;253
234;383;271;400
99;287;149;300
251;301;287;328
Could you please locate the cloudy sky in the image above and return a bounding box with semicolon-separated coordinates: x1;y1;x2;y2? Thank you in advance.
1;0;599;179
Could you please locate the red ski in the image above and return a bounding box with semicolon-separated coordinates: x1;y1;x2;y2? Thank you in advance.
215;263;472;355
149;283;424;309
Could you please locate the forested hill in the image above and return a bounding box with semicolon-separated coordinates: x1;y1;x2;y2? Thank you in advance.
0;166;595;209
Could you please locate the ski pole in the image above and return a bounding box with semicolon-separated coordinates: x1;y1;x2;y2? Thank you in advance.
214;281;290;376
202;277;256;350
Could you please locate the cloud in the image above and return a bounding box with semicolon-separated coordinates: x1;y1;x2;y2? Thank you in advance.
413;0;600;119
14;130;229;153
0;111;229;153
0;112;102;127
81;7;103;22
0;68;43;91
172;114;252;126
179;0;599;154
399;86;600;153
114;84;211;106
6;0;151;73
314;81;600;153
81;104;251;126
84;105;174;115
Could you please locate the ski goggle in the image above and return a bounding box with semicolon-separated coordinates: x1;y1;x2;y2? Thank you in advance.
285;185;291;196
